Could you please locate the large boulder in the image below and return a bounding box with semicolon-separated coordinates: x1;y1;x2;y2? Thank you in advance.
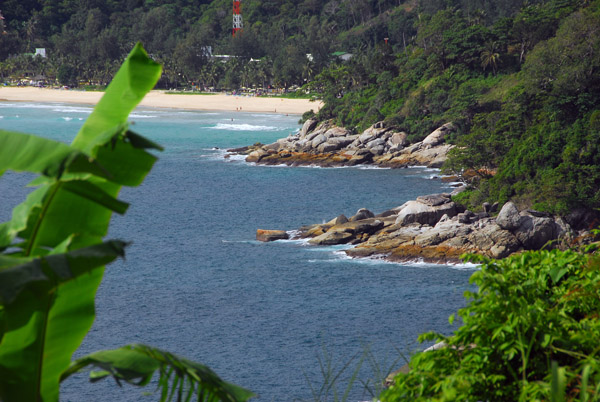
325;126;351;138
300;118;318;137
414;219;473;247
327;136;356;149
395;200;457;226
308;230;353;245
389;131;408;146
366;138;386;149
317;142;339;153
256;229;289;242
358;123;389;144
331;214;349;225
311;134;327;149
246;148;269;163
514;214;557;249
416;193;451;207
496;202;522;231
349;208;375;221
308;219;384;245
422;123;455;148
468;223;521;258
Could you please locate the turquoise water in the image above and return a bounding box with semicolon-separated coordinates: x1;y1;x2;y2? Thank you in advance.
0;102;474;401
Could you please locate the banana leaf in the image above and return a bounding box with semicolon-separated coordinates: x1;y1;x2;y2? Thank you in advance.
0;42;253;402
63;344;256;402
0;43;160;402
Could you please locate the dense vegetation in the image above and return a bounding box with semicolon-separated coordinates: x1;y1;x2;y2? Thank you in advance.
4;0;594;214
381;247;600;401
0;0;415;89
308;0;599;217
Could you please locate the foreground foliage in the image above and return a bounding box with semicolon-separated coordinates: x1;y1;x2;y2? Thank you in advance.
381;248;600;401
0;43;253;401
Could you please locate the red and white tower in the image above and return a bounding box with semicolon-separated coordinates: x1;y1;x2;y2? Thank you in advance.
232;1;243;36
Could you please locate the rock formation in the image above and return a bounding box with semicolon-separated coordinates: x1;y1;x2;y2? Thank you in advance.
226;119;456;168
242;120;588;263
256;229;289;242
287;196;584;264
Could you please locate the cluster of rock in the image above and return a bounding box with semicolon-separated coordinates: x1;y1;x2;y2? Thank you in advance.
257;193;589;264
227;119;455;168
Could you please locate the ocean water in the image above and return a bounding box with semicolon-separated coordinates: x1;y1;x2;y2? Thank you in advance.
0;102;475;401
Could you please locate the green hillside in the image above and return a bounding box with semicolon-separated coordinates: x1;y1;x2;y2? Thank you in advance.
1;0;599;216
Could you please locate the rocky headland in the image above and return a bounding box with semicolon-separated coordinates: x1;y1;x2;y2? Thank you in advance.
231;118;593;263
226;118;455;168
287;196;592;264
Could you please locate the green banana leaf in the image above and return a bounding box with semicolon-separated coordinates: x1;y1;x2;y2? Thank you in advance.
0;241;127;401
0;42;254;402
63;344;256;402
0;43;160;402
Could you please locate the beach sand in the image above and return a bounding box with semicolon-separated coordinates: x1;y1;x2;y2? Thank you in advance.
0;87;322;115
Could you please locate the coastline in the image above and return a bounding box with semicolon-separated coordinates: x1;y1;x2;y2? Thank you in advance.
245;119;592;263
0;87;322;115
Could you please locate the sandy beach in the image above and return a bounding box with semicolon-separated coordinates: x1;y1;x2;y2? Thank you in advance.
0;87;322;115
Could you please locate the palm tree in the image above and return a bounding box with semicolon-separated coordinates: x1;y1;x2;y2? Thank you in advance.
480;42;500;75
302;59;314;83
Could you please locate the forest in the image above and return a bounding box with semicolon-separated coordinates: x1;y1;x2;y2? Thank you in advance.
1;0;599;214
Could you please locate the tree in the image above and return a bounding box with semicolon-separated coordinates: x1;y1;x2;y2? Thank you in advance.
480;41;500;75
0;43;254;402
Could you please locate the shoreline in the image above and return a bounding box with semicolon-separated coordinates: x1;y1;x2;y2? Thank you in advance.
246;119;591;263
0;87;322;115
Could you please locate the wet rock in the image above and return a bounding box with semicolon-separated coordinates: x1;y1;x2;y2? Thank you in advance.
246;148;269;163
308;230;354;245
256;229;289;242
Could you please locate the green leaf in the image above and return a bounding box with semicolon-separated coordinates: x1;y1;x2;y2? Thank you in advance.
62;180;129;215
0;241;126;401
548;267;568;284
550;361;566;402
0;43;163;402
71;43;162;154
63;344;256;402
0;131;84;178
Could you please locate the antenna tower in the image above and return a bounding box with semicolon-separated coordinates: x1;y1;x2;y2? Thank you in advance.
232;0;243;36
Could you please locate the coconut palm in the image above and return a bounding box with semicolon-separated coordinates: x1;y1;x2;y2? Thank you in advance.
480;42;500;75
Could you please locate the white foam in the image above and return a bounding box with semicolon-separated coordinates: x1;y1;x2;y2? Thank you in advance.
62;117;73;121
129;113;158;119
223;154;247;162
213;123;278;131
357;165;392;170
52;106;92;114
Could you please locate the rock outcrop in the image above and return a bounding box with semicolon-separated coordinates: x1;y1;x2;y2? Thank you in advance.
226;119;456;168
256;229;289;242
287;195;584;264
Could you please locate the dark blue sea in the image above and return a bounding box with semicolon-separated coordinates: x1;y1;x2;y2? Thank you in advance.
0;102;475;401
